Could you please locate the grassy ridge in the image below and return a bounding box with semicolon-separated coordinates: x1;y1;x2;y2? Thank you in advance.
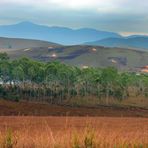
0;37;59;50
5;45;148;69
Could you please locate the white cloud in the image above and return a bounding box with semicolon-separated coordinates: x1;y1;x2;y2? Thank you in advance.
0;0;148;34
0;0;129;10
0;0;106;10
49;0;102;9
0;0;148;13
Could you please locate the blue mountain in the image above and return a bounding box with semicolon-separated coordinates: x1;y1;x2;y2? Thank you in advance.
0;21;121;45
85;37;148;50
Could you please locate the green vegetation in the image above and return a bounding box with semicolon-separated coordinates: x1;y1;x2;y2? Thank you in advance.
0;52;148;104
5;44;148;70
0;128;17;148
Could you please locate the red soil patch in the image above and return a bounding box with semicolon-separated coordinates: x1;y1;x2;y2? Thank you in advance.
0;100;148;117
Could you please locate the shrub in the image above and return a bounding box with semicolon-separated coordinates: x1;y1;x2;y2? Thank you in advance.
3;129;17;148
84;126;95;148
72;131;81;148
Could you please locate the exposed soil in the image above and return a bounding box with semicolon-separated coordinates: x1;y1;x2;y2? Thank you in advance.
0;100;148;117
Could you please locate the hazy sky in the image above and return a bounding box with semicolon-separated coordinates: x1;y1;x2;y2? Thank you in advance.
0;0;148;35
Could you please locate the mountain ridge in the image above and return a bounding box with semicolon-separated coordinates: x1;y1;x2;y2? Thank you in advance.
0;21;121;45
85;36;148;50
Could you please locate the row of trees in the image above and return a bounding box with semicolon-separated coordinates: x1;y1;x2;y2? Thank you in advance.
0;53;148;104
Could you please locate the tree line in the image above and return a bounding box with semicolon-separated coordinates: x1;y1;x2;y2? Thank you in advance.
0;52;148;104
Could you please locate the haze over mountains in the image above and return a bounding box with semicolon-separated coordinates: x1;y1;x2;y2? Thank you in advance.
0;21;148;71
85;37;148;50
0;21;121;45
0;22;148;50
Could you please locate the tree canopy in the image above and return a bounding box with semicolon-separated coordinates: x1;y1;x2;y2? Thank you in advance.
0;53;148;103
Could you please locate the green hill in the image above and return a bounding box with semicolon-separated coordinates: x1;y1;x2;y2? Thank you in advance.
5;45;148;71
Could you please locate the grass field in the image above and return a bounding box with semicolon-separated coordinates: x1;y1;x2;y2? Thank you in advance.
0;100;147;147
0;117;147;148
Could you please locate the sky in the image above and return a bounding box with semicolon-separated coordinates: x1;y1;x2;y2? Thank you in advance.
0;0;148;35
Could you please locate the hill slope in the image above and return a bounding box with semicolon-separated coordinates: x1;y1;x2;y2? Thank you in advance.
6;45;148;70
0;21;121;45
0;37;59;50
85;37;148;50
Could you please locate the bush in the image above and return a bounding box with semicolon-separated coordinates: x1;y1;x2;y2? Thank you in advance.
72;132;81;148
2;128;17;148
84;126;95;148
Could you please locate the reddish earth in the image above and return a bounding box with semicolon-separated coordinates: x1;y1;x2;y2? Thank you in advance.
0;100;148;117
0;100;147;147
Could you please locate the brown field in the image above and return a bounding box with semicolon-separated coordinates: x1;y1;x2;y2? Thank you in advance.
0;100;148;147
0;100;148;117
0;117;147;147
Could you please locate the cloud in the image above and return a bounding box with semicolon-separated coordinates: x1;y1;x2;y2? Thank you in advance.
0;0;137;10
0;0;148;35
1;0;148;13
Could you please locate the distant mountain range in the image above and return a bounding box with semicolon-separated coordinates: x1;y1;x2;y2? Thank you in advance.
85;37;148;50
0;21;121;45
0;21;148;49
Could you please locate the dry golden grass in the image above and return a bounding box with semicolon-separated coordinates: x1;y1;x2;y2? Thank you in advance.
0;117;147;148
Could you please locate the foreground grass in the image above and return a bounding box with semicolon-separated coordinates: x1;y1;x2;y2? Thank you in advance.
0;117;147;148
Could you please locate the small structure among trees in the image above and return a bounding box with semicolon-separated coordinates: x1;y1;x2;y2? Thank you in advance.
141;65;148;73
